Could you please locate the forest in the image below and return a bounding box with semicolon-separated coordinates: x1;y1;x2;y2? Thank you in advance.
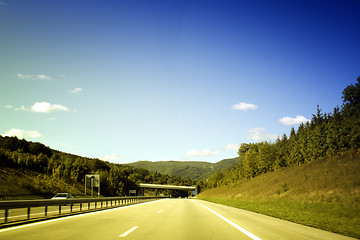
203;77;360;189
0;136;194;197
1;78;359;198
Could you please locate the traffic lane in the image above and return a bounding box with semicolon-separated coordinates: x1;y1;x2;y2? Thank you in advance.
0;201;141;223
131;198;255;240
0;199;256;240
0;199;168;240
5;198;352;240
196;199;356;240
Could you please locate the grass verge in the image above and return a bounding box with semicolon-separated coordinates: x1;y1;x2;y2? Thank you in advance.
198;151;360;238
198;196;360;239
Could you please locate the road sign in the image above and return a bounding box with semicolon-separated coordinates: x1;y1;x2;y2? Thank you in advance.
85;174;100;187
85;174;100;196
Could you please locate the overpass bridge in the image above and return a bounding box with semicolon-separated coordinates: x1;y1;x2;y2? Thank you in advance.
138;183;196;197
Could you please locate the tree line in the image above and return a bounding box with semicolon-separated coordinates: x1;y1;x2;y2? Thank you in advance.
203;77;360;189
0;137;195;197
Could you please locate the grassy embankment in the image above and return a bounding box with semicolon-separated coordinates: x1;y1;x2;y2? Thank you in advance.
198;150;360;239
0;168;85;200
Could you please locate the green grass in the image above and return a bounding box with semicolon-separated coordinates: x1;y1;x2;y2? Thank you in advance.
199;196;360;238
198;150;360;239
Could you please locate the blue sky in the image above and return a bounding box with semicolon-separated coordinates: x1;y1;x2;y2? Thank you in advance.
1;0;359;163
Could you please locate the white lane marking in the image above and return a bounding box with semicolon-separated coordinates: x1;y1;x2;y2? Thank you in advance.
119;226;138;237
157;210;162;213
0;200;164;233
200;204;263;240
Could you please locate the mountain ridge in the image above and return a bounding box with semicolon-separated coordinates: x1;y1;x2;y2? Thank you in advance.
127;157;239;180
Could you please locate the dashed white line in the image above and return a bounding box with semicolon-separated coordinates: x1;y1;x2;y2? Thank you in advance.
0;200;159;233
200;204;263;240
119;226;138;237
157;210;162;213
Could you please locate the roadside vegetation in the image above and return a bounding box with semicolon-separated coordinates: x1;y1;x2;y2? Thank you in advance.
127;157;239;180
199;77;360;238
0;137;195;199
199;150;360;238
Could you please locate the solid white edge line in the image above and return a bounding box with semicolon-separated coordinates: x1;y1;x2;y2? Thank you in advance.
200;204;263;240
0;199;165;233
119;226;138;237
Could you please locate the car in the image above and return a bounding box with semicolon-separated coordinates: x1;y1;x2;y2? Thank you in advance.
51;193;74;199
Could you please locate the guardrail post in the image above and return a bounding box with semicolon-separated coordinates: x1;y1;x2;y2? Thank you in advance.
27;207;31;220
0;196;158;225
4;209;8;223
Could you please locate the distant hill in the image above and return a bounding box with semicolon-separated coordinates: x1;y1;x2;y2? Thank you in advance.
127;157;239;180
0;136;196;199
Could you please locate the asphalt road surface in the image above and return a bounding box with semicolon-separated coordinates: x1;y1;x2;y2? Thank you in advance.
0;198;356;240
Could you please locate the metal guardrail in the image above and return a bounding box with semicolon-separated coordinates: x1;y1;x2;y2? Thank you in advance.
0;196;164;226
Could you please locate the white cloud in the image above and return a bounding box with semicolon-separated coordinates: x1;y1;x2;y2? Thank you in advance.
225;143;240;151
278;115;310;125
185;148;219;157
70;87;83;94
30;102;69;113
0;1;8;6
26;130;43;138
103;153;119;162
14;105;27;111
103;153;127;163
16;73;52;81
247;128;278;142
37;74;52;80
7;102;69;113
3;128;42;139
232;102;258;111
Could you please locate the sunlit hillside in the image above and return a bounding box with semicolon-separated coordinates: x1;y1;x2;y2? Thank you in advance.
128;157;239;180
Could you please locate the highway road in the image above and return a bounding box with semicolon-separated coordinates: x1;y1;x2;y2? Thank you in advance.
0;198;356;240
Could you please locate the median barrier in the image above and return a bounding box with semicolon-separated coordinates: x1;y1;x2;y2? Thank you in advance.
0;196;164;227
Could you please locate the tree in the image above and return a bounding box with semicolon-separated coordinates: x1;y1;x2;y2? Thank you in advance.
238;143;251;156
342;77;360;119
